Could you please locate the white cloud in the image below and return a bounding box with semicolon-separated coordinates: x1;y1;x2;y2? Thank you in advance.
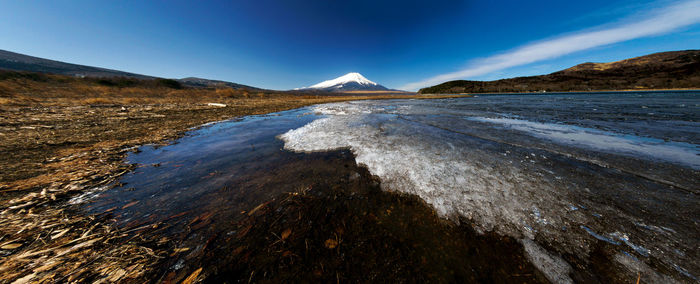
401;0;700;91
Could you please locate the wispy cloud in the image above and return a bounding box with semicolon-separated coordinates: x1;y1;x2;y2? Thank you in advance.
401;0;700;91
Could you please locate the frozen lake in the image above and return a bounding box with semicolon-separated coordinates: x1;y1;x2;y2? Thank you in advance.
281;92;699;283
85;91;699;282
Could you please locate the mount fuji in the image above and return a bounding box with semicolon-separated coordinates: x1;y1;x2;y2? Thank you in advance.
299;72;390;92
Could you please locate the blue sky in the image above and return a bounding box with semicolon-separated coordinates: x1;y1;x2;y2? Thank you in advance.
1;0;699;90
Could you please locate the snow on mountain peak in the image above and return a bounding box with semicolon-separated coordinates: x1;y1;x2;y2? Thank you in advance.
309;72;378;89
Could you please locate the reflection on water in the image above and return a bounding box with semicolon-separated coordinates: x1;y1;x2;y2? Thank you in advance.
82;108;544;283
85;109;317;229
281;91;699;283
83;91;699;283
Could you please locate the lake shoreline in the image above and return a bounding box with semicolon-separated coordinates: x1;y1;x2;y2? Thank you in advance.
421;88;700;96
1;91;696;283
134;149;545;283
0;94;466;283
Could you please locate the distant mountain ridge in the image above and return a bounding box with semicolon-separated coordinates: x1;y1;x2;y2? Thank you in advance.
299;72;391;92
176;77;259;90
419;50;700;94
0;49;256;90
0;49;154;79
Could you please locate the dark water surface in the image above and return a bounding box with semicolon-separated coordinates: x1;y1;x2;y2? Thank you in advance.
81;92;699;283
84;110;316;227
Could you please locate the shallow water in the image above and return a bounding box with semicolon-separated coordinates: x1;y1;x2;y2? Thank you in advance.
84;109;319;232
83;91;699;283
281;92;699;283
82;108;543;283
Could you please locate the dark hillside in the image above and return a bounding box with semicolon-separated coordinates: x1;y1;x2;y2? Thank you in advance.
419;50;700;94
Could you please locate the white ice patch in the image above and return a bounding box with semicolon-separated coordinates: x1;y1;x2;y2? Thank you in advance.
614;252;679;283
279;101;696;281
68;185;110;205
468;117;700;169
611;232;651;257
279;104;585;240
312;103;376;116
521;238;573;284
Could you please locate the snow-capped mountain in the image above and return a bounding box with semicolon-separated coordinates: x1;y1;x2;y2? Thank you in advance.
300;72;390;92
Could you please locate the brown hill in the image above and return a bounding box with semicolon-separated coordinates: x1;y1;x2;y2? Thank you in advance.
0;49;259;90
419;50;700;94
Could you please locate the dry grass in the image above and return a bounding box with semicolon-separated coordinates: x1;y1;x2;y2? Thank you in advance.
0;71;467;283
0;71;468;106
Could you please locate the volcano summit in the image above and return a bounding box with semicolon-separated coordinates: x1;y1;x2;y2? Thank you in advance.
300;72;390;92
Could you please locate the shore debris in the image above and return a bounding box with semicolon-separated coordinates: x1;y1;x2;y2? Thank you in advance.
182;267;203;284
324;239;339;249
281;229;292;240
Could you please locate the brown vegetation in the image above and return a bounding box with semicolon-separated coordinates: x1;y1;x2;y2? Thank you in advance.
0;71;466;283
